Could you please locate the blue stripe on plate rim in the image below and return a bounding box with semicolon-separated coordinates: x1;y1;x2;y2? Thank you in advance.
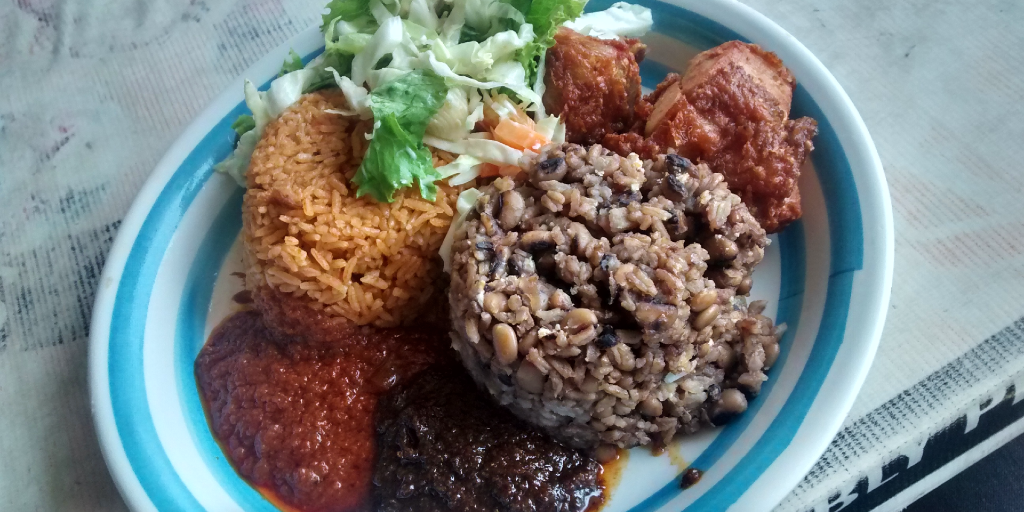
102;2;864;512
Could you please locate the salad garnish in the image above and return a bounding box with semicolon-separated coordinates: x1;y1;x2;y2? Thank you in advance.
216;0;652;201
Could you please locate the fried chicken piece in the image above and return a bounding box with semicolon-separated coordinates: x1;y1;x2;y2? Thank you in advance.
604;41;817;233
543;27;646;145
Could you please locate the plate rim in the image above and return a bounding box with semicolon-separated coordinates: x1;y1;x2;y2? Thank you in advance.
88;1;895;511
669;0;893;510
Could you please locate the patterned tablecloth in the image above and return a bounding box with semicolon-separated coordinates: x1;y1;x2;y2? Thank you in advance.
2;0;1023;510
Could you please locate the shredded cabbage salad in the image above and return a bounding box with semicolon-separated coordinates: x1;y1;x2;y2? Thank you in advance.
216;0;652;202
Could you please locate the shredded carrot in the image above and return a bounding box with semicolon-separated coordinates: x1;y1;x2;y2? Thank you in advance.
479;163;501;177
492;118;549;152
498;165;521;177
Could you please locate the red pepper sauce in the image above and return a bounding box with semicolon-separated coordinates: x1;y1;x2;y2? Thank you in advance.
194;310;448;512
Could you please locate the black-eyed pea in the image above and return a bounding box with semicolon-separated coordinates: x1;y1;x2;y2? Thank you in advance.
693;304;721;330
640;397;663;417
720;388;747;413
690;288;718;312
562;308;598;332
567;222;593;256
736;276;753;296
483;292;507;315
549;289;574;310
709;388;748;426
498;190;525;230
763;338;780;368
492;323;518;365
706;235;739;261
568;325;597;345
516;361;546;394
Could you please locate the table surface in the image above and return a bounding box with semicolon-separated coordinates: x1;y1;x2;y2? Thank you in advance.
1;0;1023;511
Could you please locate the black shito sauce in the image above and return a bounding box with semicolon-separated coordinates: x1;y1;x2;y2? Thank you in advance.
373;366;603;512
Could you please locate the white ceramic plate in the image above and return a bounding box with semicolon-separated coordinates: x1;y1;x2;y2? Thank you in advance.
89;1;894;510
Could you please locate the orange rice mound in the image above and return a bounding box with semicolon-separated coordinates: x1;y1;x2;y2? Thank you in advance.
242;91;464;327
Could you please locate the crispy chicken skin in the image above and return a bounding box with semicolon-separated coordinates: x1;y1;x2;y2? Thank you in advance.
604;41;817;233
543;27;646;145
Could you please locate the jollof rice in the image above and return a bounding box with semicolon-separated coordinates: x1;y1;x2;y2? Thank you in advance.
242;91;462;327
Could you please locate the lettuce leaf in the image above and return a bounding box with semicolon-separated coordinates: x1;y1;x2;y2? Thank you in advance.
506;0;534;15
217;128;260;186
278;49;304;77
425;86;472;140
322;0;379;66
326;67;373;118
231;114;255;136
322;0;374;32
439;187;483;271
216;71;323;186
304;49;356;93
517;0;587;83
351;15;405;86
459;0;530;42
353;70;449;202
